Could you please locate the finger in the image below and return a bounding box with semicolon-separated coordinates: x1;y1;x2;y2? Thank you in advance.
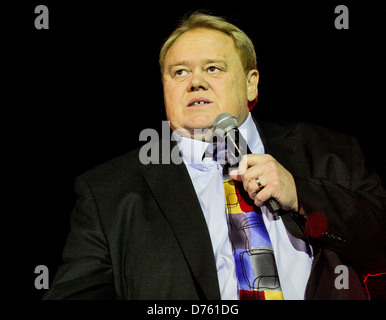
254;186;274;207
236;155;249;176
238;154;270;180
247;178;263;200
244;154;274;168
255;177;263;190
241;166;264;193
231;154;269;187
229;169;242;181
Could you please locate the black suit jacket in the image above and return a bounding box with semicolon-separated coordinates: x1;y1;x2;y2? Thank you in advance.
43;120;386;300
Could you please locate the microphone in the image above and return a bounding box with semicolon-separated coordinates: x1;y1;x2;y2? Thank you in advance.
213;113;283;215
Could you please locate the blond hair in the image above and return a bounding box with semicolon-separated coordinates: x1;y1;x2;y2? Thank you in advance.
159;12;257;76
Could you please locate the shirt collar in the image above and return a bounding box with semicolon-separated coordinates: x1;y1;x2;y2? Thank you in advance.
175;134;210;167
238;112;265;155
174;113;264;167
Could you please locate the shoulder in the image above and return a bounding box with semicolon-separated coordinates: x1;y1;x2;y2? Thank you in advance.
257;119;354;146
77;147;144;188
76;136;172;189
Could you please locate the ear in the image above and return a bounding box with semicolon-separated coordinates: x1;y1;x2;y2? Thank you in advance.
246;69;259;102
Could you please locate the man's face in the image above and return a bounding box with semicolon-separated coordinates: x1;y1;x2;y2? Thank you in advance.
162;28;259;138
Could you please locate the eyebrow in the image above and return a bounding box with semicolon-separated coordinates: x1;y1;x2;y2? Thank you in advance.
167;59;228;73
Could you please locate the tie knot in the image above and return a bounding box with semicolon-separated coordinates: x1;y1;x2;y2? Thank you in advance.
202;143;218;160
202;142;240;179
202;141;229;163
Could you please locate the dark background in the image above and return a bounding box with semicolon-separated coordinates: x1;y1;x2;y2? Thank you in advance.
3;1;385;300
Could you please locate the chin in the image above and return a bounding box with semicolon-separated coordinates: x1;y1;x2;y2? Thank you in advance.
185;119;214;132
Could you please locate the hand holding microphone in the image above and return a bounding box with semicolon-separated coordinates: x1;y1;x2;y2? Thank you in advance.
213;113;299;215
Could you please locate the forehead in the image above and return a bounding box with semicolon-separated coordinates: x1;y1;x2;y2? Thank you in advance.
165;28;238;64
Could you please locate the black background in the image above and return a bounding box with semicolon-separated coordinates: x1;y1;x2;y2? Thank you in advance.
3;1;385;300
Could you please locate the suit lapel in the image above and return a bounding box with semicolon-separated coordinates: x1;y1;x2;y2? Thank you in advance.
255;118;308;238
255;119;297;171
141;140;221;299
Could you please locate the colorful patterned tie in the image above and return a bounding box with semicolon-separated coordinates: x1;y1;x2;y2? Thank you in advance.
223;170;284;300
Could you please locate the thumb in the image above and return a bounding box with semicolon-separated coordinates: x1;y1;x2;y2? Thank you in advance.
229;169;242;181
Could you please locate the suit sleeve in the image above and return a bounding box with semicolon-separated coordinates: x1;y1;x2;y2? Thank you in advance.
42;176;116;300
292;136;386;276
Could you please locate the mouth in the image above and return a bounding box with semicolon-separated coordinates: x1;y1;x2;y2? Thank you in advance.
187;97;213;107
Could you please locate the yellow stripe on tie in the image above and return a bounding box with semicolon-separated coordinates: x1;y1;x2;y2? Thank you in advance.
223;179;243;214
264;290;284;300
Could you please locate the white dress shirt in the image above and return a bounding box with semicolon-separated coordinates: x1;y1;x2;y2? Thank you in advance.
174;113;313;300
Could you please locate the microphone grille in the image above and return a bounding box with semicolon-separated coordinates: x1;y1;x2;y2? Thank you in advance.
213;113;238;136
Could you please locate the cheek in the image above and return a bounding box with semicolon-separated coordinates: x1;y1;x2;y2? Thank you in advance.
164;83;179;107
216;77;247;106
165;79;187;99
231;74;248;93
163;83;185;124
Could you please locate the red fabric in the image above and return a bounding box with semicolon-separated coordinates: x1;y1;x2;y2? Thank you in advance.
234;181;255;212
239;290;266;300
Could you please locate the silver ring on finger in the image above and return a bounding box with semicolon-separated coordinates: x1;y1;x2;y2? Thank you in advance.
255;177;263;189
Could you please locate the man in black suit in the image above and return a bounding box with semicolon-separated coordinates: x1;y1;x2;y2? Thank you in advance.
44;12;386;300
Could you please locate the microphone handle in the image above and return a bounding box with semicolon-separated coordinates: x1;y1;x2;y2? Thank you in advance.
227;128;283;215
265;198;282;215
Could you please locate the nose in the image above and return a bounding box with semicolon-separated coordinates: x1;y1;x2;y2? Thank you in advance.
188;71;209;92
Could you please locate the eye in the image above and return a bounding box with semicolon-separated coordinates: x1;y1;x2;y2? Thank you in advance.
174;69;188;77
206;66;221;74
